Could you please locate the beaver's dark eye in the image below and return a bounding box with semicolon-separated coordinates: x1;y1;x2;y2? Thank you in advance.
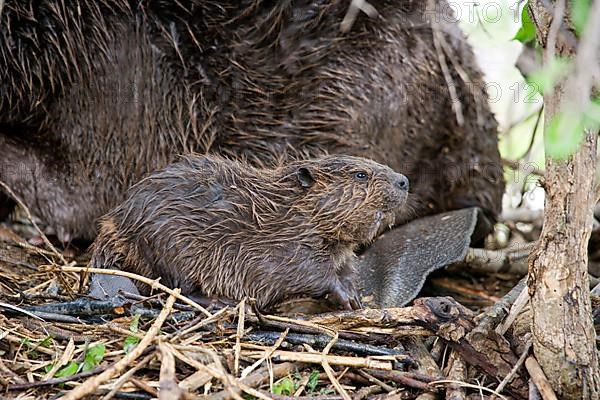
354;171;369;182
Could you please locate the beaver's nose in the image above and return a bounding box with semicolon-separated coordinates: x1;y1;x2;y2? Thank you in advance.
394;174;409;191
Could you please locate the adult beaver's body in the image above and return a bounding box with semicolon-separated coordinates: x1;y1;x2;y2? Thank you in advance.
91;154;409;310
0;0;503;241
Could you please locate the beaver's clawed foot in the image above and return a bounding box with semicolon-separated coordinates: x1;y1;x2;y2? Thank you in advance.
327;279;362;310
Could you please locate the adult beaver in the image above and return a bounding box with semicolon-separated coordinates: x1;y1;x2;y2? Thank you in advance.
0;0;503;242
90;154;409;310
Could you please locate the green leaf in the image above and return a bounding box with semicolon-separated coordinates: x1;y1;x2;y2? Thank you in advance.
571;0;592;35
320;387;336;395
82;344;105;372
527;57;570;94
129;314;141;333
513;4;536;43
123;336;141;354
38;336;54;348
306;370;320;393
55;361;80;378
272;377;295;395
545;111;585;159
21;338;40;359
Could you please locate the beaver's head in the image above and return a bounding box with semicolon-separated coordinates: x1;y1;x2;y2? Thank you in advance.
287;155;409;245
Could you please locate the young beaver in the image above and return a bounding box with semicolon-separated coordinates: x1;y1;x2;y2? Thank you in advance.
90;155;409;310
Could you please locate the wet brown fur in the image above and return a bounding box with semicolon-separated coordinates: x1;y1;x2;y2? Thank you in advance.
0;0;504;241
90;154;409;310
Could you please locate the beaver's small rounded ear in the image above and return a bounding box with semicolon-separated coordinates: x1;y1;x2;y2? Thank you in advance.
297;167;315;188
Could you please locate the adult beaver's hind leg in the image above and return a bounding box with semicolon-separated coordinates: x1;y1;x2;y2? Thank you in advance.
0;134;95;241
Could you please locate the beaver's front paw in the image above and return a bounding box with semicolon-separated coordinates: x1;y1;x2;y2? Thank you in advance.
327;279;362;310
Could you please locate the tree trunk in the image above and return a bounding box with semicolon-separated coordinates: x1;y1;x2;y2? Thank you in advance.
529;129;600;399
528;1;600;398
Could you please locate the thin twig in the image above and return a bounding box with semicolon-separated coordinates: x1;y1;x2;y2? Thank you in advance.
444;351;467;400
519;105;544;161
100;353;155;400
431;380;508;399
463;245;533;275
524;357;558;400
242;350;393;370
475;277;528;334
340;0;378;32
159;341;186;400
6;365;109;391
502;159;545;177
260;314;336;336
321;333;350;400
131;377;159;397
428;0;464;126
0;301;45;321
172;306;232;341
234;298;246;376
357;370;394;392
492;339;532;398
496;285;530;336
241;329;289;379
